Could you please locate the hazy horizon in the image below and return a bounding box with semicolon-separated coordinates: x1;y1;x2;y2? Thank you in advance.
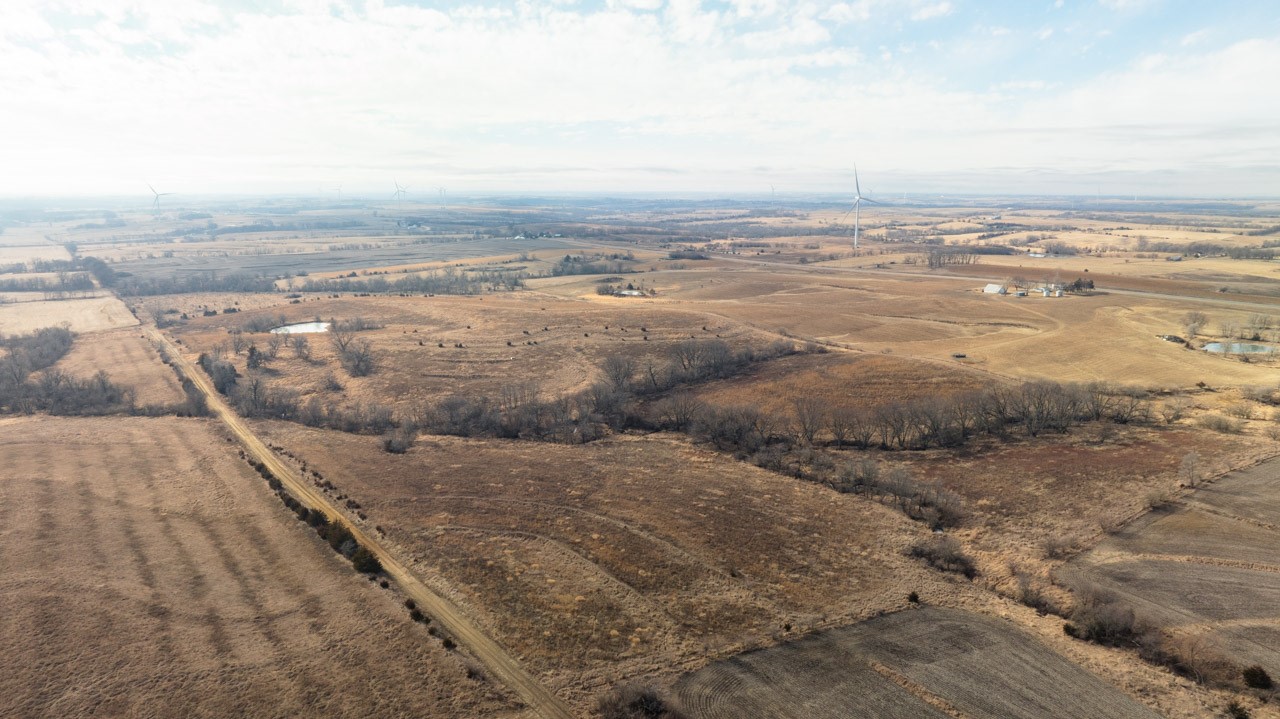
4;0;1279;198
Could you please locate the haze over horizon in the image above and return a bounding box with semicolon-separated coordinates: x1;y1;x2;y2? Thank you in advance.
3;0;1279;199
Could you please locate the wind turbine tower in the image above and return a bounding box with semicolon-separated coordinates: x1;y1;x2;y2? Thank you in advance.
838;167;878;250
148;183;173;211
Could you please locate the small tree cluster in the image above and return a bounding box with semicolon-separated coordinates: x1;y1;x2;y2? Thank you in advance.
596;685;686;719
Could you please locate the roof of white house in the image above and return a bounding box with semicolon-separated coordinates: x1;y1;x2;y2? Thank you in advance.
983;283;1006;294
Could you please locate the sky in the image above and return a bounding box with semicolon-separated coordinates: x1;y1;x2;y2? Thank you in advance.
2;0;1279;199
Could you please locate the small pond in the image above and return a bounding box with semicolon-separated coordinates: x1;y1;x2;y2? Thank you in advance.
1202;341;1274;354
270;321;331;334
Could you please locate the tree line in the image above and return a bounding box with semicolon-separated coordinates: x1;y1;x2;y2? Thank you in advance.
299;268;523;295
0;327;134;415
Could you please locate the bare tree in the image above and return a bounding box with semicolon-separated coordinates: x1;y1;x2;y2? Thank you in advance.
653;392;703;430
1181;311;1207;337
828;406;855;447
793;396;828;445
230;332;247;355
331;328;354;354
266;332;285;359
1179;451;1202;488
1158;397;1190;424
340;338;375;377
290;334;310;360
601;354;636;391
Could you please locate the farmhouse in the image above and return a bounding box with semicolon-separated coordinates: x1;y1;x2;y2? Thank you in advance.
982;283;1007;295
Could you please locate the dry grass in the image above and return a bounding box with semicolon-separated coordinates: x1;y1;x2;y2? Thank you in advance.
50;327;186;406
1067;457;1280;678
677;607;1162;719
0;416;519;718
170;294;777;415
0;296;138;335
250;420;948;696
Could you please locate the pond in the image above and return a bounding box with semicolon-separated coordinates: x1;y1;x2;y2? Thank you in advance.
270;321;331;334
1202;341;1274;354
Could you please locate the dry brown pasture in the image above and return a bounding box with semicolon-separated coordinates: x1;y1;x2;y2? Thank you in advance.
688;351;990;418
564;264;1280;388
0;295;138;335
0;416;521;719
169;293;779;415
894;425;1267;572
247;421;952;704
1067;456;1280;677
677;607;1163;719
49;326;187;406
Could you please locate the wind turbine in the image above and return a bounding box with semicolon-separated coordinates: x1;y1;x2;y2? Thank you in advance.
437;186;447;207
393;180;408;207
837;166;878;249
148;183;173;210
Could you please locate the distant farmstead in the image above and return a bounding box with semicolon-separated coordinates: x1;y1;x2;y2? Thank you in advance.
983;283;1007;295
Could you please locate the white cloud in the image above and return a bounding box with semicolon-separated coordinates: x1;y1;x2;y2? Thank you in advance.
1181;28;1209;46
1097;0;1155;11
910;1;952;21
822;1;873;24
0;2;1275;196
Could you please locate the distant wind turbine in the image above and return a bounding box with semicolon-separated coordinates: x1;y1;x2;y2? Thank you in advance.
148;183;173;210
837;166;878;249
437;186;447;207
393;180;408;207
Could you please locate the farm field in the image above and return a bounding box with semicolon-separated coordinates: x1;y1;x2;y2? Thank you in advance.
4;195;1280;717
897;426;1267;571
676;607;1163;719
49;326;187;406
562;264;1280;387
247;420;954;701
689;351;990;416
0;416;520;719
1068;456;1280;676
169;293;780;414
0;295;137;334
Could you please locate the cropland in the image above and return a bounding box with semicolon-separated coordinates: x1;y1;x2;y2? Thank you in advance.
2;194;1280;718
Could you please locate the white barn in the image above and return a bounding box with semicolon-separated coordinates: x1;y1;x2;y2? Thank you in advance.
983;283;1007;295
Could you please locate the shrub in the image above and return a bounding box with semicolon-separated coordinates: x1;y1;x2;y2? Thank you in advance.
596;684;687;719
909;536;977;579
1227;700;1250;719
1243;664;1273;689
409;608;425;623
1067;582;1139;645
907;591;920;604
1198;414;1244;434
351;546;382;574
441;637;456;650
1041;534;1077;559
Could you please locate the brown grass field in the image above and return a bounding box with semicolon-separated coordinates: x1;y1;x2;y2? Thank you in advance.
0;416;521;719
677;607;1163;719
0;296;138;335
6;199;1280;717
169;293;779;415
246;421;953;704
1068;457;1280;677
50;327;187;406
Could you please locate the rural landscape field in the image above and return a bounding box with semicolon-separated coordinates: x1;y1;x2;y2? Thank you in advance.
6;1;1280;717
3;190;1280;719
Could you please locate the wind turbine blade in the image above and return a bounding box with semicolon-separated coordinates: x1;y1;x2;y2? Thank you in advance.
862;197;882;204
854;166;862;198
838;206;856;226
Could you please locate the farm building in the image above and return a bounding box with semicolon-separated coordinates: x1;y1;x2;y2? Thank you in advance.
983;283;1007;295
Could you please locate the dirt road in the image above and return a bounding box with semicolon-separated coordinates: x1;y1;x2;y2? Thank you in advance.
145;326;576;719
